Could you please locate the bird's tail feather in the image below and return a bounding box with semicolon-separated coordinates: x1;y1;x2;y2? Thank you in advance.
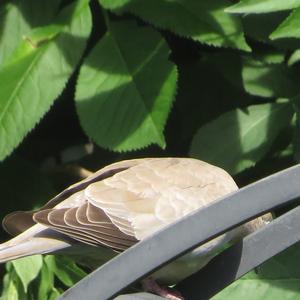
0;224;71;263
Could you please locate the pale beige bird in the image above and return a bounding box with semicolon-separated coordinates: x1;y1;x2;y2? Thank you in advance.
0;158;269;299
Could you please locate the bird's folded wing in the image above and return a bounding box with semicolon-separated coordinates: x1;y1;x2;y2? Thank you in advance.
33;204;137;251
3;158;238;253
84;158;238;241
2;158;150;236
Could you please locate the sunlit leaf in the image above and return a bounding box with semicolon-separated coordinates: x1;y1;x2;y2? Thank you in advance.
288;49;300;66
0;0;92;161
213;243;300;299
190;103;294;174
242;58;300;98
100;0;250;51
48;288;61;300
213;276;300;299
76;20;177;151
99;0;131;9
270;8;300;40
0;0;61;64
12;255;43;292
0;273;19;300
37;262;55;300
226;0;300;14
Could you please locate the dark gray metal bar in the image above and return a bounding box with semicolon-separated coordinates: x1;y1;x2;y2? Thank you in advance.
177;204;300;299
59;164;300;300
114;293;164;300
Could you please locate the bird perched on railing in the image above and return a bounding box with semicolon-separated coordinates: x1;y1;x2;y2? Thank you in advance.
0;158;270;300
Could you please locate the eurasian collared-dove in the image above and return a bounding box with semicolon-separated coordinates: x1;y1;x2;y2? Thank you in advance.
0;158;269;299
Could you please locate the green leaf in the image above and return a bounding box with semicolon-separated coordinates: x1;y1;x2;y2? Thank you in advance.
288;49;300;66
175;56;252;146
99;0;131;9
293;99;300;162
101;0;250;51
0;0;92;161
37;262;54;300
6;265;29;299
258;243;300;279
45;256;86;287
12;255;43;293
242;58;300;98
254;50;286;65
226;0;300;14
213;242;300;299
0;275;19;300
76;20;177;151
242;12;300;50
190;103;294;174
270;8;300;39
213;277;300;299
0;273;18;300
48;288;61;300
205;50;287;93
0;0;61;64
242;12;289;42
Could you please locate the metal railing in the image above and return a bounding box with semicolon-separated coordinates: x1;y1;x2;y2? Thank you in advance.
59;164;300;300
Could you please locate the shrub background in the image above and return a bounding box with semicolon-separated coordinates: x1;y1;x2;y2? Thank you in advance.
1;0;300;298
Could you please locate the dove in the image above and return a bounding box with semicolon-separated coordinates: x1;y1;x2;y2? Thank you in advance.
0;158;270;299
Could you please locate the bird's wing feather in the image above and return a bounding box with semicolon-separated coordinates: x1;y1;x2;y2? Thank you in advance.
45;158;149;210
2;159;149;236
86;158;238;240
3;157;238;254
33;204;137;251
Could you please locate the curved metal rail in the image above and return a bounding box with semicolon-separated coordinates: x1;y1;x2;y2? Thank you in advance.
59;164;300;300
177;203;300;299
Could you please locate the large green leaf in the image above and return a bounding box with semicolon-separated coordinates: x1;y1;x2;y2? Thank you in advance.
213;242;300;299
99;0;250;51
270;8;300;40
226;0;300;14
12;255;43;292
190;103;294;174
213;276;300;299
0;0;61;65
76;20;177;151
242;58;300;98
0;0;92;161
